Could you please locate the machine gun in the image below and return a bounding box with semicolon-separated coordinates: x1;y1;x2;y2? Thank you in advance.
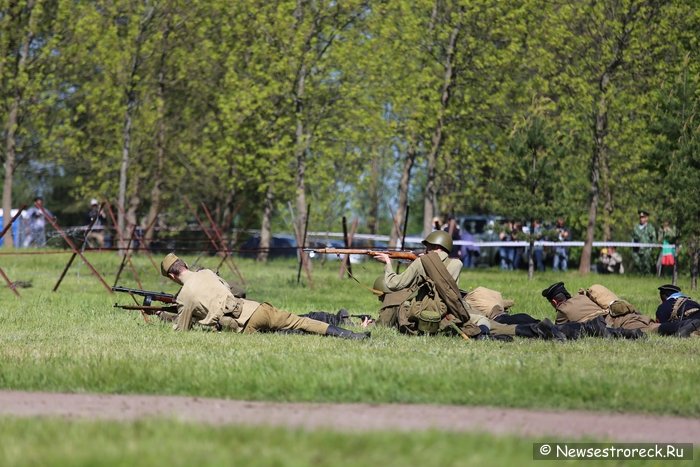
112;285;178;316
304;248;418;261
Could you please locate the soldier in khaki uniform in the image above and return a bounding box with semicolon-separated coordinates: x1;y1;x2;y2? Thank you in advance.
373;231;463;335
375;230;463;291
541;282;647;338
160;253;368;339
370;268;564;341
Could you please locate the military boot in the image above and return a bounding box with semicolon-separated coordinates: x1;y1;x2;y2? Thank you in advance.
582;317;610;338
536;318;566;341
557;323;583;340
607;327;645;339
676;319;700;338
325;325;370;340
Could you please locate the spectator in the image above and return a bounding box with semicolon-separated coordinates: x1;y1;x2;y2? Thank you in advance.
657;220;677;276
526;219;545;272
498;220;515;270
460;220;480;269
442;217;461;257
512;221;526;270
552;217;570;272
597;247;624;274
631;209;657;274
22;196;54;247
85;199;107;249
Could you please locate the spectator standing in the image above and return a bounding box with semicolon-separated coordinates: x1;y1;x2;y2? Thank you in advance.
631;209;657;274
85;199;107;248
528;219;546;272
498;220;515;270
460;220;480;269
657;220;677;276
22;196;54;247
512;221;526;270
552;217;570;272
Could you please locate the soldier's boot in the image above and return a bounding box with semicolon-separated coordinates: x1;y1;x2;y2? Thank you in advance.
557;323;583;340
325;324;370;340
535;318;566;341
513;319;563;341
607;327;645;339
582;317;611;338
676;319;700;338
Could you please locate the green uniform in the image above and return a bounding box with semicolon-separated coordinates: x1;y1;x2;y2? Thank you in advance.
174;269;328;334
631;221;657;274
383;250;462;291
379;251;462;334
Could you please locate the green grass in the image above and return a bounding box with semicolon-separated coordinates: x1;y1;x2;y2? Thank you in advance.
0;250;698;417
1;417;697;467
1;251;698;466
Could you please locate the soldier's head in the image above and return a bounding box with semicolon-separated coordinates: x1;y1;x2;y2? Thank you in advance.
422;230;452;253
542;281;570;307
638;209;650;225
372;275;389;299
161;253;188;283
658;284;681;301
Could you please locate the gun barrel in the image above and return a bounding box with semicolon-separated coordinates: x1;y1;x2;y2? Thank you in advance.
112;285;176;303
308;248;418;261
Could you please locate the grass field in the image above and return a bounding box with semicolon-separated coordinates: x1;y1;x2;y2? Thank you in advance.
0;249;698;465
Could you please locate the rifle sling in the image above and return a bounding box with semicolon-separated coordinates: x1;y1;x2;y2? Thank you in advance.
421;252;471;323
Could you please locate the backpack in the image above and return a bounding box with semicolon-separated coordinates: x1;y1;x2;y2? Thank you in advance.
397;278;446;335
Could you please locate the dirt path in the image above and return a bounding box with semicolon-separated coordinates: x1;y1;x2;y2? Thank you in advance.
1;390;698;443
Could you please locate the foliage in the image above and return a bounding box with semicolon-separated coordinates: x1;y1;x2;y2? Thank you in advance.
0;0;699;271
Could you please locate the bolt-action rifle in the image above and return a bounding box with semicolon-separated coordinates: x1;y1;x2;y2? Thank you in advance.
305;248;418;261
112;285;178;315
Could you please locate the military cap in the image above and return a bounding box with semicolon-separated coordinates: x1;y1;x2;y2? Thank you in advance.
161;253;183;277
422;230;453;252
638;209;650;216
658;284;681;295
542;281;568;301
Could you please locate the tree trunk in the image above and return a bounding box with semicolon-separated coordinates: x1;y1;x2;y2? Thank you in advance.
143;17;171;249
257;185;273;262
579;83;609;273
116;6;155;254
422;20;460;237
389;144;417;249
367;150;380;235
2;100;18;249
691;243;699;291
601;149;613;241
2;0;36;249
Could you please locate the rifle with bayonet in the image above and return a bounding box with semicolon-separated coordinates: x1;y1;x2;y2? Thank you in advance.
305;248;418;261
112;285;178;315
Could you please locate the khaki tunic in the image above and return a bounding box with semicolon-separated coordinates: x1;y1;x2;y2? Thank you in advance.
384;250;461;291
174;269;328;335
554;294;607;325
174;269;257;331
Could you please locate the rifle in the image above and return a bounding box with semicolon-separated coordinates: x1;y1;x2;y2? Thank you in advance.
112;285;178;316
305;248;418;261
351;314;374;322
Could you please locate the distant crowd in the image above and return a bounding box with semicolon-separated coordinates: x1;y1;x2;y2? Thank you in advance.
434;209;677;276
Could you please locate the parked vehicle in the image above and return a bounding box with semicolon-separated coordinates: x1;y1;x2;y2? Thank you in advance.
455;214;502;267
238;234;298;259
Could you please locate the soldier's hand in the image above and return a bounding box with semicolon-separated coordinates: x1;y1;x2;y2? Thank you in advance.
373;253;391;265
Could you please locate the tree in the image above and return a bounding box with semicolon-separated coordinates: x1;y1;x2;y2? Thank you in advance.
1;0;57;248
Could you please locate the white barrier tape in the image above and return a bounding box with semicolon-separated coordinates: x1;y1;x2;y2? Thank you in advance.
306;231;671;249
